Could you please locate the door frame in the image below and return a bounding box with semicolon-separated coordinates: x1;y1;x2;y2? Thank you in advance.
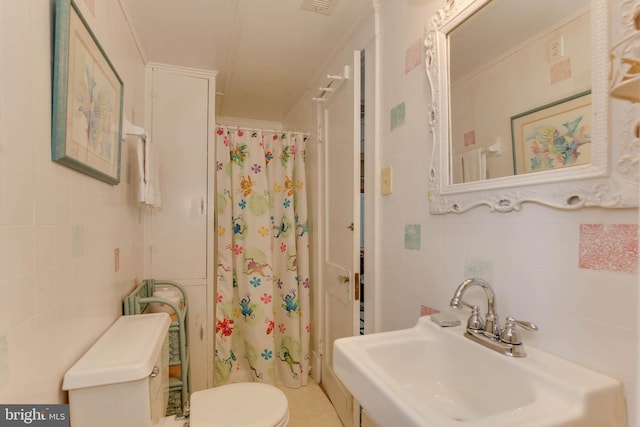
309;40;377;426
323;53;360;425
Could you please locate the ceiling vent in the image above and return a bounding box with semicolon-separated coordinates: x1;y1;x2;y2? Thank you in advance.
301;0;339;16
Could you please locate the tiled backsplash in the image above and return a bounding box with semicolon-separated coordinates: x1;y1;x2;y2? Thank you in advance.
579;224;639;273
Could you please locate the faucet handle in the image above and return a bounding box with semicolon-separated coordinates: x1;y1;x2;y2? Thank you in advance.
500;316;538;345
512;318;538;331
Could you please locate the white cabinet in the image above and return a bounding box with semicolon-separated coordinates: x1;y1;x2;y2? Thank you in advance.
146;63;216;390
183;283;208;392
149;66;209;279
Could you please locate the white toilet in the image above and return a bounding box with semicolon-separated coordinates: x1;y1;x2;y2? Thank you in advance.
62;313;289;427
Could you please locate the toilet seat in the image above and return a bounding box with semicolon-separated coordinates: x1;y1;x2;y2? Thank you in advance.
189;383;289;427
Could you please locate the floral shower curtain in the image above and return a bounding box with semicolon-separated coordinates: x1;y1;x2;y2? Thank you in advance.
214;126;311;388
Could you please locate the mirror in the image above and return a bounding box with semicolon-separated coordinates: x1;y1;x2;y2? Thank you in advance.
425;0;639;213
449;0;591;184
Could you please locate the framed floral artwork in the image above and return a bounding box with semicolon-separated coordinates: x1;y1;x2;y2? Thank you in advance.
511;91;591;175
52;0;124;184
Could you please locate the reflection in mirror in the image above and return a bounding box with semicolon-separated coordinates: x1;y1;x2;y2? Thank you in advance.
448;0;591;184
425;0;639;213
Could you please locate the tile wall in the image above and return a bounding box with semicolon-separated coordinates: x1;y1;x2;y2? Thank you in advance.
374;0;639;425
0;0;147;403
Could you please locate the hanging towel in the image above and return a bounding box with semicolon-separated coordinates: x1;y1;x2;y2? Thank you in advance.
135;133;162;208
136;136;146;202
461;149;487;182
145;135;162;207
123;119;161;207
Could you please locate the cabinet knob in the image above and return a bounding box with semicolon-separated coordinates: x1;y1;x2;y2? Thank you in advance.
190;197;206;217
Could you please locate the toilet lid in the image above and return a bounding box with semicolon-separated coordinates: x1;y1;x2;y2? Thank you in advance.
190;383;289;427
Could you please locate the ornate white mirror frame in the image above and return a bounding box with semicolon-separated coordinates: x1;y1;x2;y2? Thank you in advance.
425;0;639;214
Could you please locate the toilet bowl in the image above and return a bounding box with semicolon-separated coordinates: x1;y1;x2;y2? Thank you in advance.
190;383;289;427
62;313;289;427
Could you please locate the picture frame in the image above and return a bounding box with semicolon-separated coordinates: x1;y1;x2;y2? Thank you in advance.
511;91;592;175
52;0;124;184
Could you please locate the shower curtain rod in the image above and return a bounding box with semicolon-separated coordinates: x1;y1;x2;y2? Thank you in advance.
216;124;309;137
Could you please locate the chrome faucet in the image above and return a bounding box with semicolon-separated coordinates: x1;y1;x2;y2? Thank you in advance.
450;278;538;357
450;278;501;337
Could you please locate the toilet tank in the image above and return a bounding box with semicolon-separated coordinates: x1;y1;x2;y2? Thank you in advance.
62;313;171;427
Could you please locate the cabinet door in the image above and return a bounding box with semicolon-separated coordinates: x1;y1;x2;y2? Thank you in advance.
150;68;209;279
184;283;208;392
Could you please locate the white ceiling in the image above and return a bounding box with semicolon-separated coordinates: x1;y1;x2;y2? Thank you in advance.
121;0;372;122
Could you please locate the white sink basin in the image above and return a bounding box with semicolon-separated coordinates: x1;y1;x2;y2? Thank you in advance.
334;316;627;427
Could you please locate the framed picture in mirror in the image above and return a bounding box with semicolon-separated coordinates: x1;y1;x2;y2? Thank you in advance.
511;90;592;175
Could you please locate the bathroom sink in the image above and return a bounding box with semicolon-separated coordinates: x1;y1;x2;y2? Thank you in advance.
333;315;627;427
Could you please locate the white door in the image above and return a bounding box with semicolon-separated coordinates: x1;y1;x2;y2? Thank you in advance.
322;51;361;427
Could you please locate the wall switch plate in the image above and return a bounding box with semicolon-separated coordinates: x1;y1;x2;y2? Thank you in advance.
381;166;392;195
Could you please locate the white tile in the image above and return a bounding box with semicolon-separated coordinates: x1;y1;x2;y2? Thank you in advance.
574;320;637;381
32;307;64;403
528;222;579;268
4;173;34;225
3;317;38;403
54;225;72;265
402;197;422;224
34;225;55;270
0;3;30;129
493;222;532;262
35;266;57;314
518;265;563;311
438;252;466;287
55;186;72;225
440;221;467;254
561;269;637;329
0;227;6;280
422;249;441;284
6;273;35;330
33;139;56;184
523;308;582;362
34;180;57;225
421;220;443;253
0;162;6;226
5;226;34;278
401;247;424;278
53;260;74;303
0;279;8;333
462;222;495;257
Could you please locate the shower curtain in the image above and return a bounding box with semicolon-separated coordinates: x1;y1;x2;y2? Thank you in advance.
214;126;311;388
